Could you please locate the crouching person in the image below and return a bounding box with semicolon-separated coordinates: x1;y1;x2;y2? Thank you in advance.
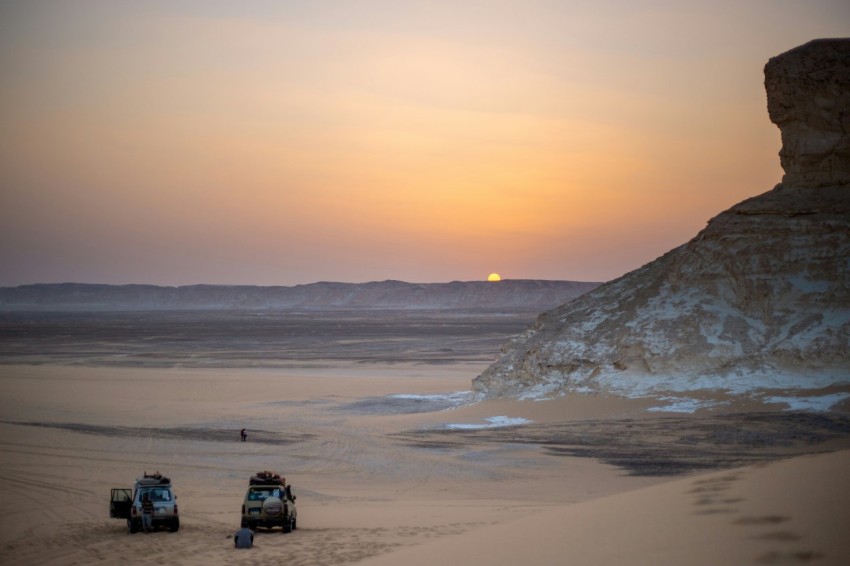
234;526;254;549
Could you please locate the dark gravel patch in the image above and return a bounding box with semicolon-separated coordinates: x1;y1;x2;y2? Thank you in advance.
393;412;850;476
3;420;313;445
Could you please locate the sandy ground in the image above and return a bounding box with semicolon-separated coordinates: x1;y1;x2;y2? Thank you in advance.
1;362;849;565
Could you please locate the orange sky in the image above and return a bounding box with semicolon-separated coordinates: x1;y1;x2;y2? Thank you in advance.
1;1;848;286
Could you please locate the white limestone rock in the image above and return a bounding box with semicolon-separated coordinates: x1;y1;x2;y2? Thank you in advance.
473;39;850;400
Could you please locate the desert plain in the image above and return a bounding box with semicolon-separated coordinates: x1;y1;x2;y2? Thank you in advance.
0;309;849;565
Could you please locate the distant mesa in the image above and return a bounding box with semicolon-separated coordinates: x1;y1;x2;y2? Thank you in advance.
473;39;850;402
0;279;600;311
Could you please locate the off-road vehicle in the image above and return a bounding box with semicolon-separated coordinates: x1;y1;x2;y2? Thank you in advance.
241;470;297;532
110;471;180;533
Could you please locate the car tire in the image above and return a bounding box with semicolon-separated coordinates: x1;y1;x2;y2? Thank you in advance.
127;518;138;534
168;518;180;532
262;496;283;517
240;518;247;528
283;517;292;533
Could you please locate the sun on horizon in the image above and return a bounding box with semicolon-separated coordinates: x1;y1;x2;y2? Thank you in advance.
487;273;501;282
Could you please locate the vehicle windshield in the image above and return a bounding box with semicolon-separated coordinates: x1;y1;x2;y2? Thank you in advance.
140;488;172;502
248;488;282;501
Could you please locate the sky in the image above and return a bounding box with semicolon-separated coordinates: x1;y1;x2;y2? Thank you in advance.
1;1;848;287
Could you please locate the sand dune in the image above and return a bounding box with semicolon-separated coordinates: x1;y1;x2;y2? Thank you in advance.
1;363;848;565
361;450;850;566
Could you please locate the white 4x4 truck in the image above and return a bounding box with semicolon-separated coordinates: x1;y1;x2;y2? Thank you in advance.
241;471;297;533
110;472;180;533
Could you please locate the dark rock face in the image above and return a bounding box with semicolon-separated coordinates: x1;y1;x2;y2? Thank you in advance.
473;39;850;400
765;39;850;190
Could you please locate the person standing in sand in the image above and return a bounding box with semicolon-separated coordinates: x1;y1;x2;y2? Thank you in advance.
141;493;154;533
240;428;247;441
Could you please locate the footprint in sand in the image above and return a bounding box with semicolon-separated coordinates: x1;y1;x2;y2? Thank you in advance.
735;517;818;564
690;473;743;515
752;531;802;541
735;515;791;526
755;550;825;564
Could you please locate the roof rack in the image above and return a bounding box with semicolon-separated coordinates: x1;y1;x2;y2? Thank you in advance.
249;470;284;486
136;471;171;485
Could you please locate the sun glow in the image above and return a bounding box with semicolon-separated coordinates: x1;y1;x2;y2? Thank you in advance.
487;273;501;282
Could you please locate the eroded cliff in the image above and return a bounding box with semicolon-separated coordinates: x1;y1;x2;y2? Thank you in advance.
473;39;850;402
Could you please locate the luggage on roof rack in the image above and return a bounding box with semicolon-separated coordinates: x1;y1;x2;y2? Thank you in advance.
249;470;283;485
137;471;171;485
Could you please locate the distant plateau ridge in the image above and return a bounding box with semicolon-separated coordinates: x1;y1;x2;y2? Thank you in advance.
0;280;601;311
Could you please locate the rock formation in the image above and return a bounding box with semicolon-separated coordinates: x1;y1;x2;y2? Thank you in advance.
473;39;850;401
765;38;850;190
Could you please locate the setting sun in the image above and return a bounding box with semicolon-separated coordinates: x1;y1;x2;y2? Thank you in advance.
487;273;501;282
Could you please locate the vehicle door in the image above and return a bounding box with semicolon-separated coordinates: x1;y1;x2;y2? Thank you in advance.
110;488;133;519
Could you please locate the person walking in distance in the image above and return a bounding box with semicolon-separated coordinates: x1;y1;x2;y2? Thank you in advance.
240;428;247;442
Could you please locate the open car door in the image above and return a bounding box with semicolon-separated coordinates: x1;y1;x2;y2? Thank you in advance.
110;488;133;519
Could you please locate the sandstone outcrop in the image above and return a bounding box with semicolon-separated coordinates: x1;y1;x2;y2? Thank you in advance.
765;38;850;190
473;39;850;401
